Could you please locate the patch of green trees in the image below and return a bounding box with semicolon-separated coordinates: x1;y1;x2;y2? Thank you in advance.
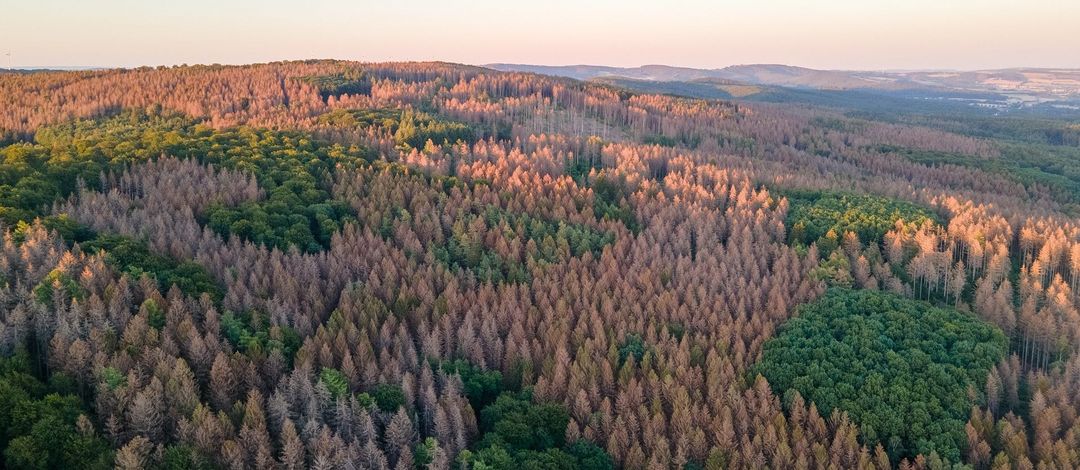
784;190;938;250
0;352;113;469
16;218;223;304
0;110;372;252
431;206;615;284
590;173;639;234
221;310;302;362
80;233;222;301
320;108;507;148
460;389;614;470
300;72;372;101
875;143;1080;204
753;288;1007;463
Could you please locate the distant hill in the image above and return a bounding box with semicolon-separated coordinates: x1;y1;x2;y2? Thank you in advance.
486;63;1080;116
485;63;716;81
588;76;737;100
716;64;910;90
485;63;916;89
1;66;105;73
485;63;1080;103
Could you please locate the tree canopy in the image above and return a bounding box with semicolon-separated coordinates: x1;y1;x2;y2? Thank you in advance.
753;288;1007;462
785;190;939;250
0;60;1078;469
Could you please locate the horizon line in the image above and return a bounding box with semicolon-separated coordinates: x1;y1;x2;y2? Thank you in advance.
4;61;1080;74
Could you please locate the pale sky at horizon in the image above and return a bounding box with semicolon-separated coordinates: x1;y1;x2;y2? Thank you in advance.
2;0;1078;71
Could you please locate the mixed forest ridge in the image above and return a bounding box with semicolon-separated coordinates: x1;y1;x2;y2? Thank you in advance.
0;60;1077;469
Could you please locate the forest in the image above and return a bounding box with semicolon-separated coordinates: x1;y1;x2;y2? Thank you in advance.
0;60;1077;469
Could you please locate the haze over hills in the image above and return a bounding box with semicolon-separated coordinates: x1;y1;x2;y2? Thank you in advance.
486;63;1080;114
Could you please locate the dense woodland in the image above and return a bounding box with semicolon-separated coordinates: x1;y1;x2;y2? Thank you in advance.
0;60;1078;469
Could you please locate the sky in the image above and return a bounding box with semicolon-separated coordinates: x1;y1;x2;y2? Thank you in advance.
2;0;1079;70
